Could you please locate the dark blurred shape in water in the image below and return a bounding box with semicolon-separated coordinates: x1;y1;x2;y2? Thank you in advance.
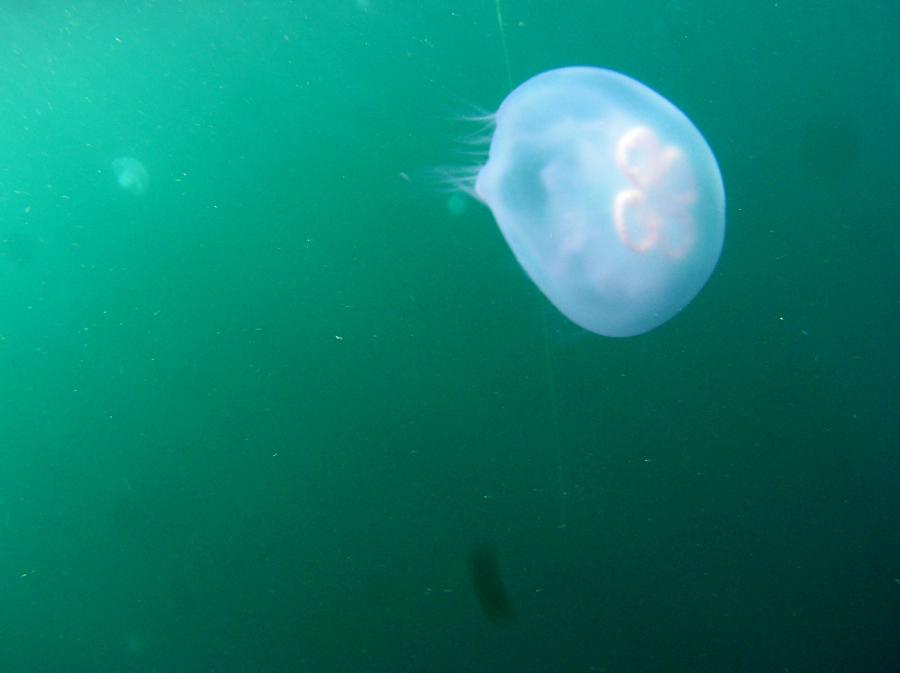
467;543;514;623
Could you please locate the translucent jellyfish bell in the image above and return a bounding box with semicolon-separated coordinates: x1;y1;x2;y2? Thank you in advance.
111;157;150;196
474;67;725;337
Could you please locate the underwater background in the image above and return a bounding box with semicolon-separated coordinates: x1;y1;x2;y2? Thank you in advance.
0;1;897;672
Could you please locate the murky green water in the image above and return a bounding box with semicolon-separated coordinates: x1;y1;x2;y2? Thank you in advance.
1;2;897;672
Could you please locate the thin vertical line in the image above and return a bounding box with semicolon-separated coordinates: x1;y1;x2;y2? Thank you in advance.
542;317;567;532
493;0;567;564
494;0;513;90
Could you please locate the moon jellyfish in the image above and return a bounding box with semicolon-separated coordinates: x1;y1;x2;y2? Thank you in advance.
473;67;726;337
112;157;149;196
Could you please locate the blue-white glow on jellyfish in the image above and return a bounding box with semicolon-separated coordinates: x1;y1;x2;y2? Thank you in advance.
471;67;726;337
111;157;149;196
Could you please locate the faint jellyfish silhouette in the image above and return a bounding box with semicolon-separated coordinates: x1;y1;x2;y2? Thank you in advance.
446;192;468;217
111;157;149;196
469;67;726;337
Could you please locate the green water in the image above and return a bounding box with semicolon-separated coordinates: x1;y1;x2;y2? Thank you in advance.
1;2;897;672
